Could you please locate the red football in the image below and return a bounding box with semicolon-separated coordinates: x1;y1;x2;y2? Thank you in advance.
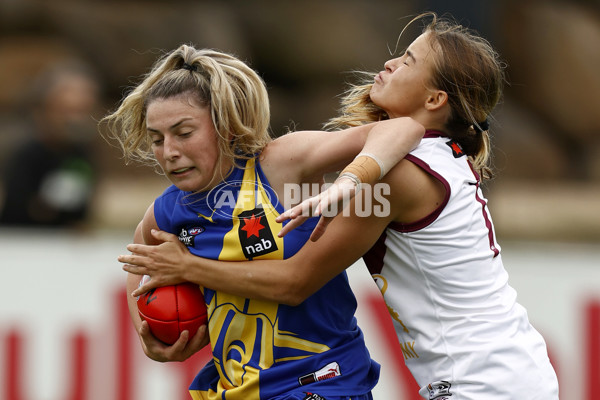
137;278;207;345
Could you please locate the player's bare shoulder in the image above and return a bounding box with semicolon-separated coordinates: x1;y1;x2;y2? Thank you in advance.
384;158;446;225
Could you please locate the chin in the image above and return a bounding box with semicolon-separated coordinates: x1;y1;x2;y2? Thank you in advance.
175;184;195;192
168;178;199;193
368;89;381;106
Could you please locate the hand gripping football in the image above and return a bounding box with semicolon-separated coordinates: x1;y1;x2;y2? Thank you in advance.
137;278;207;345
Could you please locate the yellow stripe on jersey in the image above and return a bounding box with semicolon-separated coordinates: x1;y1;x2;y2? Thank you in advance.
202;159;330;400
189;389;214;400
219;158;284;261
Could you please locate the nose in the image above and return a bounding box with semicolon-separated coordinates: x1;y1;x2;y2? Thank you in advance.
163;135;181;161
384;58;399;73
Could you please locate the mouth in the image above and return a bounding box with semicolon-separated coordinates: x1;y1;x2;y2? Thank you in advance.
374;72;383;83
170;167;195;176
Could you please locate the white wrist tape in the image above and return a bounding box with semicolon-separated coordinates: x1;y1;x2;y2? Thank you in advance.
337;171;362;192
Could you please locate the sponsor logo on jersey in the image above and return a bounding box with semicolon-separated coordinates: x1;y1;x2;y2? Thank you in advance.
446;140;465;158
302;393;326;400
427;380;453;399
298;361;341;386
178;226;204;247
238;206;278;258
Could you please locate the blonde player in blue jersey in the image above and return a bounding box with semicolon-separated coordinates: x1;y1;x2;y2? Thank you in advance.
102;44;424;399
121;13;559;400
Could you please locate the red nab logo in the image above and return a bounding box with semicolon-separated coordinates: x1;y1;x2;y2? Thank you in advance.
239;206;278;259
446;140;465;158
241;214;264;238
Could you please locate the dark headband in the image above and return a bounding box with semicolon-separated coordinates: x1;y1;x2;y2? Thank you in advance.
473;119;489;134
181;62;197;72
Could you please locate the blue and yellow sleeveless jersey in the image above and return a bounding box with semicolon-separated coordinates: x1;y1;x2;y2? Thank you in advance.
153;158;379;400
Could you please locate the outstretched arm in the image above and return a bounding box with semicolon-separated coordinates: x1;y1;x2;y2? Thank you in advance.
120;121;432;305
123;212;388;305
265;117;424;239
120;159;435;305
272;117;425;184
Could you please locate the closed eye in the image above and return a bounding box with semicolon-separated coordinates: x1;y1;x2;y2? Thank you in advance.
150;133;164;145
405;49;416;65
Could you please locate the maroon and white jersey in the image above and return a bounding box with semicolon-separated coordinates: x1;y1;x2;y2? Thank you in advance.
365;132;559;399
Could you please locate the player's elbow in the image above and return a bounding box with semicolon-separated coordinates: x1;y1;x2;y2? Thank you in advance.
279;292;308;307
399;117;426;146
271;275;314;306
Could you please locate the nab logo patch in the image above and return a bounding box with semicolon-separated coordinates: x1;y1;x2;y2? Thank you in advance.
178;226;204;247
446;140;465;158
239;206;278;259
